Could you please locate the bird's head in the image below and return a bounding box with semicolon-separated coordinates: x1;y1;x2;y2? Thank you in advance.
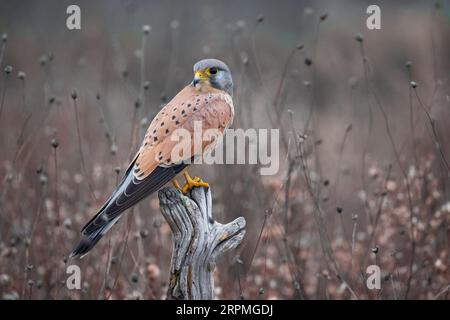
192;59;233;96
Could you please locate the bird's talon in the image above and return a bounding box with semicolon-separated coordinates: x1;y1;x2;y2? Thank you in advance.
172;178;181;191
181;172;210;193
182;184;190;194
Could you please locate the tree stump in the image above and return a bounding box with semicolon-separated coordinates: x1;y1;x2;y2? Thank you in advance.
158;186;246;300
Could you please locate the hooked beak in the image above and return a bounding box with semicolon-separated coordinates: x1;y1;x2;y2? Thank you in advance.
193;71;208;86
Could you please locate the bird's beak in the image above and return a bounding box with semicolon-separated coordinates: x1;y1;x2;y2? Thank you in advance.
193;71;208;86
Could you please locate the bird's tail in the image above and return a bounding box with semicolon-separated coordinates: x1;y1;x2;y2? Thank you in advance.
69;160;135;259
69;172;131;258
69;159;188;259
69;212;120;258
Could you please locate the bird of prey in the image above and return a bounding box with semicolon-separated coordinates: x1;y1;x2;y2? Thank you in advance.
70;59;234;258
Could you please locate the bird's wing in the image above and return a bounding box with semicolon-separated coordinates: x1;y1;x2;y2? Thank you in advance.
134;86;234;178
70;160;187;257
70;85;234;257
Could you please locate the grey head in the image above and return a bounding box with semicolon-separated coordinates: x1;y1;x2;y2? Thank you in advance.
192;58;233;96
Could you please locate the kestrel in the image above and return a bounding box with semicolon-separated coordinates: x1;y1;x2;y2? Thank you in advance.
70;59;234;258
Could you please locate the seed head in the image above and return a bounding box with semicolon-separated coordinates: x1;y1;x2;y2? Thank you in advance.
320;13;328;21
140;117;148;128
355;34;364;42
153;218;162;229
39;55;48;67
304;8;314;15
296;43;304;51
140;229;149;238
51;138;59;148
4;65;12;75
111;256;118;265
142;25;151;35
346;123;353;133
71;89;78;100
0;274;11;286
405;61;412;69
372;246;379;254
39;173;48;185
240;52;249;66
1;33;7;43
134;98;141;108
410;81;417;88
304;58;312;66
256;14;264;23
110;143;118;156
18;71;26;80
143;80;150;91
170;20;180;30
348;76;358;88
235;20;246;30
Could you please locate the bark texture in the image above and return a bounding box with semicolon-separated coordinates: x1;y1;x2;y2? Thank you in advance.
158;186;246;300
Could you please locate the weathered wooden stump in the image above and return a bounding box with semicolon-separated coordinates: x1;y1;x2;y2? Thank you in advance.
158;186;246;300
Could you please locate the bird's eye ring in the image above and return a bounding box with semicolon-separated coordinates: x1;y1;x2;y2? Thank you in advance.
209;67;218;75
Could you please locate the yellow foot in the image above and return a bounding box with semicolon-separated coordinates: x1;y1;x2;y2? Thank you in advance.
181;171;209;194
172;178;181;191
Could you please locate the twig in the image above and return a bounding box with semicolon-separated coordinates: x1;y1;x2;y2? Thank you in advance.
71;93;98;202
0;70;11;124
105;210;134;300
433;284;450;300
413;87;450;174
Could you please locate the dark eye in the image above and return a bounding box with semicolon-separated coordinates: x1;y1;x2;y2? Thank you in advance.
209;67;218;75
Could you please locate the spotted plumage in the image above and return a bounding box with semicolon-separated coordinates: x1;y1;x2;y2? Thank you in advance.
70;59;234;258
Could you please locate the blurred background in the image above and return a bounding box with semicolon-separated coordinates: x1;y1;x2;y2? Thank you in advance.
0;0;449;299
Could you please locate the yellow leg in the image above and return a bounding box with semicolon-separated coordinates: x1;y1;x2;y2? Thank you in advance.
181;170;209;194
172;178;181;191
